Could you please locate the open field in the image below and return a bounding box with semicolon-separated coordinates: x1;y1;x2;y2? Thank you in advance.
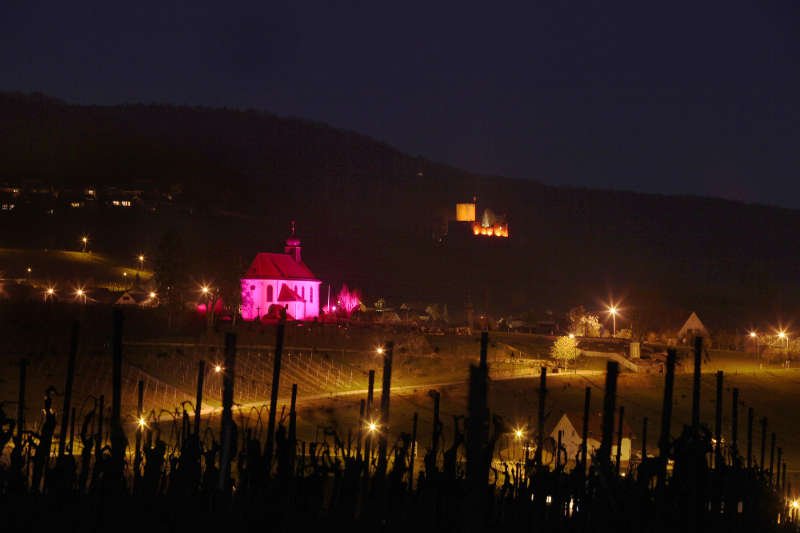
279;360;800;489
5;323;800;475
1;301;796;484
0;247;152;290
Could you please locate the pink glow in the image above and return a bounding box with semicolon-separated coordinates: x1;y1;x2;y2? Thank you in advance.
323;284;361;316
196;298;224;315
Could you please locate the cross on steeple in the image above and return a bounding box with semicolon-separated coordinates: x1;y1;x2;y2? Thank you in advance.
285;221;302;262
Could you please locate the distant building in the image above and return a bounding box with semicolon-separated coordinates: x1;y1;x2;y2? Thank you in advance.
240;225;321;321
677;312;709;343
114;288;158;307
549;411;632;465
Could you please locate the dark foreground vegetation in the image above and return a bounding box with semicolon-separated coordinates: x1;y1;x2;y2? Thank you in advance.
0;310;795;532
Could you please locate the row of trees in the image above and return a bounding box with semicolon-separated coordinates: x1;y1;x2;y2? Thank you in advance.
152;229;242;328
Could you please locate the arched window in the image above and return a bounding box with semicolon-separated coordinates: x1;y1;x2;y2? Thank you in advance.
267;285;274;302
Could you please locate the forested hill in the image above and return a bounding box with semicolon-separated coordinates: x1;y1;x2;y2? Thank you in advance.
2;92;799;331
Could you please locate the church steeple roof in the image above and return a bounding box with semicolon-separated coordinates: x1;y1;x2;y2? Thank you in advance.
284;220;302;262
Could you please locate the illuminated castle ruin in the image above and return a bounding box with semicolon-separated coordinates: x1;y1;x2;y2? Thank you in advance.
455;198;509;238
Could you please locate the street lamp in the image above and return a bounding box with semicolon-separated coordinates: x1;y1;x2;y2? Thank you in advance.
74;288;87;304
44;286;55;302
778;330;789;353
568;333;578;367
607;305;618;337
376;346;385;355
81;236;89;252
778;330;791;369
137;254;145;273
749;331;760;366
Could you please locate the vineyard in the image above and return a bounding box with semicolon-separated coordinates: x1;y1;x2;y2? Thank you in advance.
0;312;797;533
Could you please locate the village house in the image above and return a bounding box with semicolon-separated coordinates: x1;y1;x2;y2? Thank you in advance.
549;411;633;466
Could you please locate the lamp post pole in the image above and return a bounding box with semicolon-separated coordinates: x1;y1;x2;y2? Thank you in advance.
778;331;789;368
750;332;760;368
608;306;618;338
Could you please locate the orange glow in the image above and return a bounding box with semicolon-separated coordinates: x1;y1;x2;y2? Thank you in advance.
456;203;476;222
472;223;509;238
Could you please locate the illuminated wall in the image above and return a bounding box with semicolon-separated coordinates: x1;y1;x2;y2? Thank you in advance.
240;279;321;321
456;202;476;222
471;222;509;237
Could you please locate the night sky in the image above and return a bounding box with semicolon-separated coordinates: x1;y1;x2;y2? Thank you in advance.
2;1;799;207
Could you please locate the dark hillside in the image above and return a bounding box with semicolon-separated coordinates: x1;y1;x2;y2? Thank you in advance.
1;92;798;330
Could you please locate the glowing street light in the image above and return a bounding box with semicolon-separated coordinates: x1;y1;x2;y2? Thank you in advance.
607;305;619;337
367;420;379;433
44;286;56;302
81;235;89;252
748;331;760;366
148;291;157;299
74;288;87;303
137;254;145;272
778;330;789;352
567;333;578;363
514;427;525;440
376;346;385;355
201;285;211;295
137;417;148;429
214;364;223;373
